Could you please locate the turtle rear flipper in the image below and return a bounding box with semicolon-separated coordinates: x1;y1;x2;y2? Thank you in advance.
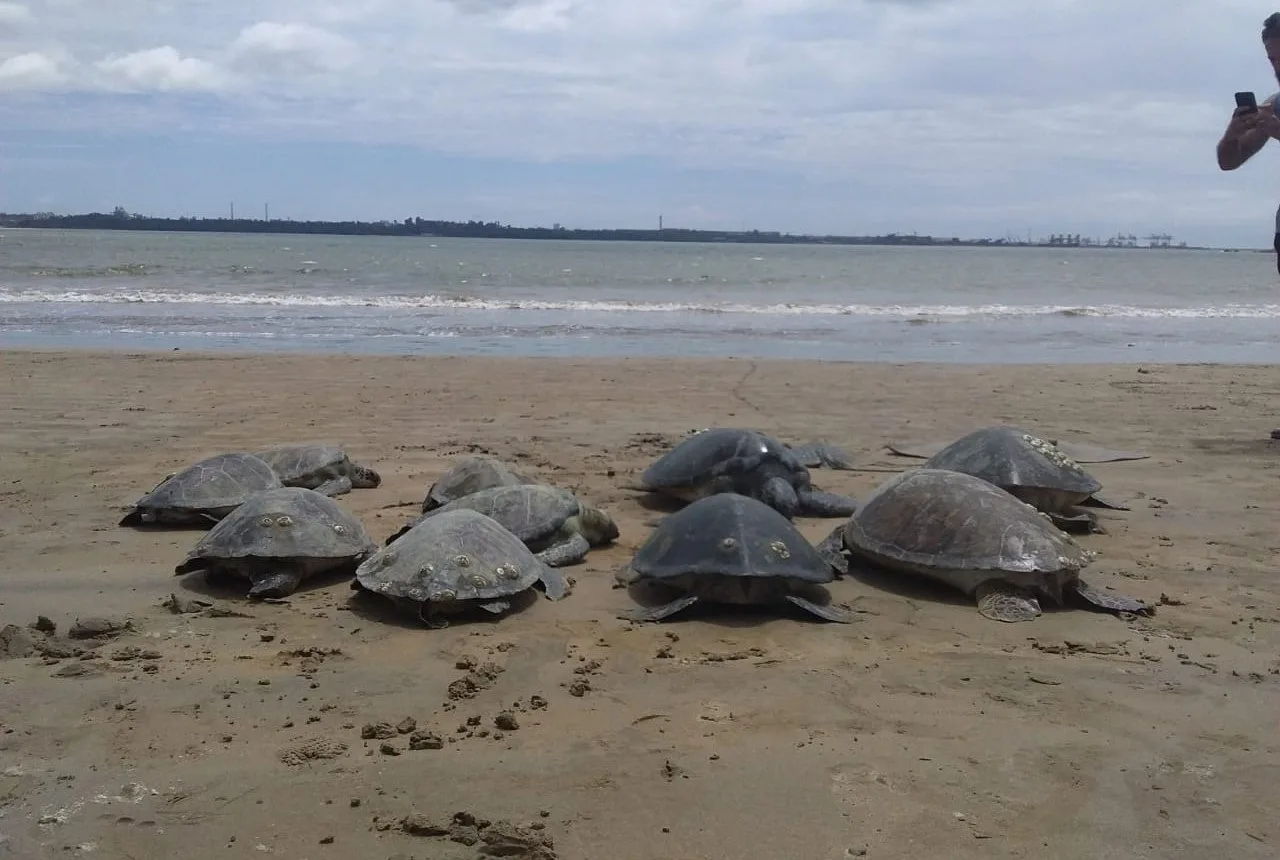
1068;579;1151;615
535;532;591;568
815;524;850;576
787;441;857;470
975;582;1042;622
537;565;570;601
797;488;857;518
785;594;854;623
248;569;304;599
622;594;700;623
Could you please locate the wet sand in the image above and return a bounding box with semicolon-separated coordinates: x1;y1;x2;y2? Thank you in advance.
1;349;1278;860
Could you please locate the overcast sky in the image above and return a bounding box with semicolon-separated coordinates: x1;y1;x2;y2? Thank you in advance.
2;0;1279;246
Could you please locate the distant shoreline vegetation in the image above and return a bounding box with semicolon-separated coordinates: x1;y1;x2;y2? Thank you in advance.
0;208;1218;250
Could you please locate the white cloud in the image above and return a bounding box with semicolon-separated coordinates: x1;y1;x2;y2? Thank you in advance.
228;21;358;77
95;46;226;92
0;51;65;91
0;0;1278;241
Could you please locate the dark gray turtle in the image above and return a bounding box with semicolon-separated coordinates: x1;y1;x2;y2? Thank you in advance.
389;483;619;566
920;425;1120;532
119;452;283;527
174;486;377;599
687;428;857;470
352;508;568;628
635;427;856;518
618;492;853;623
253;444;381;496
422;455;534;512
816;468;1151;623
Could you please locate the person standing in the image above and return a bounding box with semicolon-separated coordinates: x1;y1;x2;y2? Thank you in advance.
1218;14;1280;273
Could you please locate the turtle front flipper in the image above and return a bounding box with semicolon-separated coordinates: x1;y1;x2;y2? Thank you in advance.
797;488;858;518
785;594;854;623
788;441;857;470
975;582;1042;622
312;475;354;497
536;565;570;601
247;569;304;599
1068;579;1151;616
1079;493;1128;511
535;532;591;567
1047;508;1099;534
815;525;850;576
622;594;700;622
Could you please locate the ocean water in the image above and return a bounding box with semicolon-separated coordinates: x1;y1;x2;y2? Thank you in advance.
1;228;1278;363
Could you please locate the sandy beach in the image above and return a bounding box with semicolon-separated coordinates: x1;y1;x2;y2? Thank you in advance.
1;348;1278;860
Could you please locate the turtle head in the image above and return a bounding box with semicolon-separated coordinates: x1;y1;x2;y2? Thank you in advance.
351;464;382;489
759;476;800;518
577;505;620;545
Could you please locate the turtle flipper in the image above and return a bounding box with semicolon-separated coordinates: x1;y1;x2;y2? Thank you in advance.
247;570;303;599
787;441;857;470
535;532;591;567
758;476;801;517
975;582;1042;622
537;565;570;601
1068;579;1151;615
312;475;353;497
622;594;700;622
1079;493;1128;511
815;524;850;576
416;603;450;629
785;594;854;623
1047;508;1098;534
797;488;858;518
478;600;512;614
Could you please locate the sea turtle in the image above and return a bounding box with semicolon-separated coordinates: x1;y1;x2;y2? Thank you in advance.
618;492;853;623
388;483;619;566
253;444;381;496
119;452;283;527
173;486;377;599
816;468;1151;623
422;455;535;512
635;427;856;518
686;428;857;470
352;508;568;628
920;425;1120;531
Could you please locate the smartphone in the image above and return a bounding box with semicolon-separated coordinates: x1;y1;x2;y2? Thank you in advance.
1236;91;1258;113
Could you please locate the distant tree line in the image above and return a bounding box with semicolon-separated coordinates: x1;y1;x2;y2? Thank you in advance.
0;207;977;246
0;207;1205;249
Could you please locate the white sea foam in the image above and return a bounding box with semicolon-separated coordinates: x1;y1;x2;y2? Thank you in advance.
1;287;1278;319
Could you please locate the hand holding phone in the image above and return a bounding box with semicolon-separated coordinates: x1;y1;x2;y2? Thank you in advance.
1236;91;1258;114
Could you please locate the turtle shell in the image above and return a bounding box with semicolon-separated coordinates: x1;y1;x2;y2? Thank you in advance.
420;483;578;543
923;426;1101;499
254;444;347;482
840;468;1090;595
630;492;834;583
180;486;376;564
130;453;282;518
423;456;534;511
355;508;543;603
639;428;802;489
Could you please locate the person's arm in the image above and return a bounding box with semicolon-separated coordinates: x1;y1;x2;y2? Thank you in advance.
1218;124;1269;170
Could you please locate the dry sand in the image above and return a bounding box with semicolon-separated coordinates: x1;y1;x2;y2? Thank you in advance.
1;349;1278;860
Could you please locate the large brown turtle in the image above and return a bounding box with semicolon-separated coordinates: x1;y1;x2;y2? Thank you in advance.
816;468;1151;623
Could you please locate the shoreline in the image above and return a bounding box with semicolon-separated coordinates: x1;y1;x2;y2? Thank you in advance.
4;343;1280;368
1;349;1278;859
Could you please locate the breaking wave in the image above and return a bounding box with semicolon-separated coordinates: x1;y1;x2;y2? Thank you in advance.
1;287;1278;320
